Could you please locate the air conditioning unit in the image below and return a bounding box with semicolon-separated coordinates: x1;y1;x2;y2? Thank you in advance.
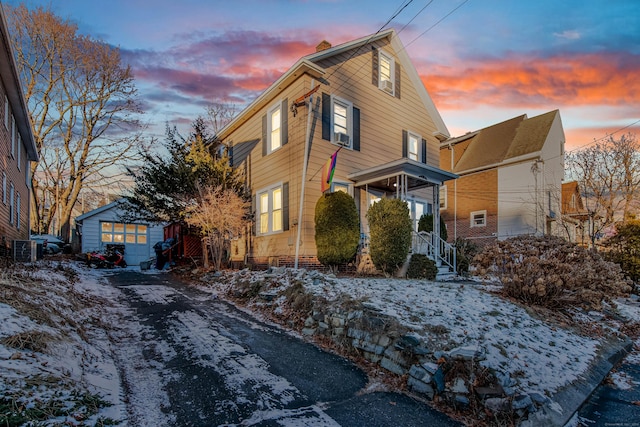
13;240;36;263
334;132;350;146
381;79;394;93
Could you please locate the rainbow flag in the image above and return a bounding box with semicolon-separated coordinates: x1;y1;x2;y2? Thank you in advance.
321;150;338;192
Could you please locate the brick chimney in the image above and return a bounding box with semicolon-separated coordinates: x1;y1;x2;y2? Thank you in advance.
316;40;332;52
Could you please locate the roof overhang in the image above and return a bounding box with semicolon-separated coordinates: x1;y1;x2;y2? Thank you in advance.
218;59;325;139
347;158;458;192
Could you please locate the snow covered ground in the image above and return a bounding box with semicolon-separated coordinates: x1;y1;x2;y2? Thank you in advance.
0;260;638;426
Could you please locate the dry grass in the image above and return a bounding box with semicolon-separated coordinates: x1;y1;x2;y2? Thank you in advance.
0;330;56;352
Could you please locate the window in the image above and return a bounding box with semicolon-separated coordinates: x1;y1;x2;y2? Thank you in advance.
9;183;14;225
471;210;487;227
11;115;16;158
332;182;350;194
332;96;352;148
3;95;7;129
16;192;20;229
439;185;447;210
17;134;21;170
408;132;420;161
258;184;283;234
267;103;282;153
101;222;148;244
378;50;395;95
2;172;5;204
406;199;427;231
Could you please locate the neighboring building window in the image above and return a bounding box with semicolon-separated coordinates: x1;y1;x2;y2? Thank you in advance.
439;185;447;210
407;132;420;161
332;96;352;148
16;192;21;229
17;134;21;170
378;50;395;95
267;103;282;153
11;115;16;158
3;96;8;129
9;183;14;225
2;172;6;204
258;184;283;234
471;210;487;227
101;221;148;244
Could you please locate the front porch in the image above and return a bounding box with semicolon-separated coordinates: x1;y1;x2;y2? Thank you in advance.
347;158;458;277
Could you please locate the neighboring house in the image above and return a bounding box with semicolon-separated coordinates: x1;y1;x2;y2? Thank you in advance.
560;180;590;246
219;29;457;270
75;199;164;266
439;110;565;246
0;5;38;254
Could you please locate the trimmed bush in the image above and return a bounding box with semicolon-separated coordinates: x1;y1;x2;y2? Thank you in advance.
406;254;438;280
472;235;632;310
315;191;360;270
367;198;412;275
418;213;448;242
455;237;479;276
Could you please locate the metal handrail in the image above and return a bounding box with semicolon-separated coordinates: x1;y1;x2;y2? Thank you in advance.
412;231;456;272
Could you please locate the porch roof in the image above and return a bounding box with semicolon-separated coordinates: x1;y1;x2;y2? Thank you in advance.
347;158;458;192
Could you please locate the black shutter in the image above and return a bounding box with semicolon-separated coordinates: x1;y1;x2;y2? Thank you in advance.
402;130;408;158
282;99;289;146
352;107;360;151
262;114;267;156
322;93;331;141
395;62;401;99
372;48;379;87
421;138;427;164
282;182;289;231
228;145;234;167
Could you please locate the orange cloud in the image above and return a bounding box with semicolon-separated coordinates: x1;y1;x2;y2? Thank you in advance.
421;52;640;110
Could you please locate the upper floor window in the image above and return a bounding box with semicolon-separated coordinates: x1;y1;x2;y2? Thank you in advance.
332;96;352;148
268;103;281;153
3;95;8;129
378;50;395;95
11;115;16;158
471;210;487;227
408;132;420;161
258;184;283;235
17;134;21;171
262;99;288;156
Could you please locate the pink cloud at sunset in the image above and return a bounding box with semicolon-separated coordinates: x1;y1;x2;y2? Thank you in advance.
421;52;640;111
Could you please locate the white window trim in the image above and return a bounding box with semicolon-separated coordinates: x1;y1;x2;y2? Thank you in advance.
17;133;21;170
257;183;284;235
439;185;447;210
266;102;282;154
407;131;421;161
470;210;487;228
11;115;16;158
378;49;395;95
331;95;353;149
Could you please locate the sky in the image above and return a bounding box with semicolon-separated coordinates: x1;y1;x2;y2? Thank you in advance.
4;0;640;151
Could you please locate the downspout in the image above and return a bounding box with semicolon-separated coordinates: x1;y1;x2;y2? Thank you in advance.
294;80;316;269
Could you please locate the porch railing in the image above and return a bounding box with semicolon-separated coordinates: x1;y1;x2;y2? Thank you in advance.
412;231;456;273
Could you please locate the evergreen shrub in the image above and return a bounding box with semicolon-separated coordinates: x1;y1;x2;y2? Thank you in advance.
314;191;360;270
367;198;412;275
406;254;438;280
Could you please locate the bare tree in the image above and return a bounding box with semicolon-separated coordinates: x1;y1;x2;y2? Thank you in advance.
567;132;640;248
206;102;237;136
184;185;248;270
6;4;145;240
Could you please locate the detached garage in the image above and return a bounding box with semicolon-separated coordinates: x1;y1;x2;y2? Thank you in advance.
75;199;165;266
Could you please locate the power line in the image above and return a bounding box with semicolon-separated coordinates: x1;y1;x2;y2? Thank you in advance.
405;0;471;48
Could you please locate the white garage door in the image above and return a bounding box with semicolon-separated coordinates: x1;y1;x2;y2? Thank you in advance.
100;221;150;265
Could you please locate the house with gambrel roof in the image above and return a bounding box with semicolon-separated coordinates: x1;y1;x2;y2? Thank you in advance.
218;29;458;271
439;110;565;246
